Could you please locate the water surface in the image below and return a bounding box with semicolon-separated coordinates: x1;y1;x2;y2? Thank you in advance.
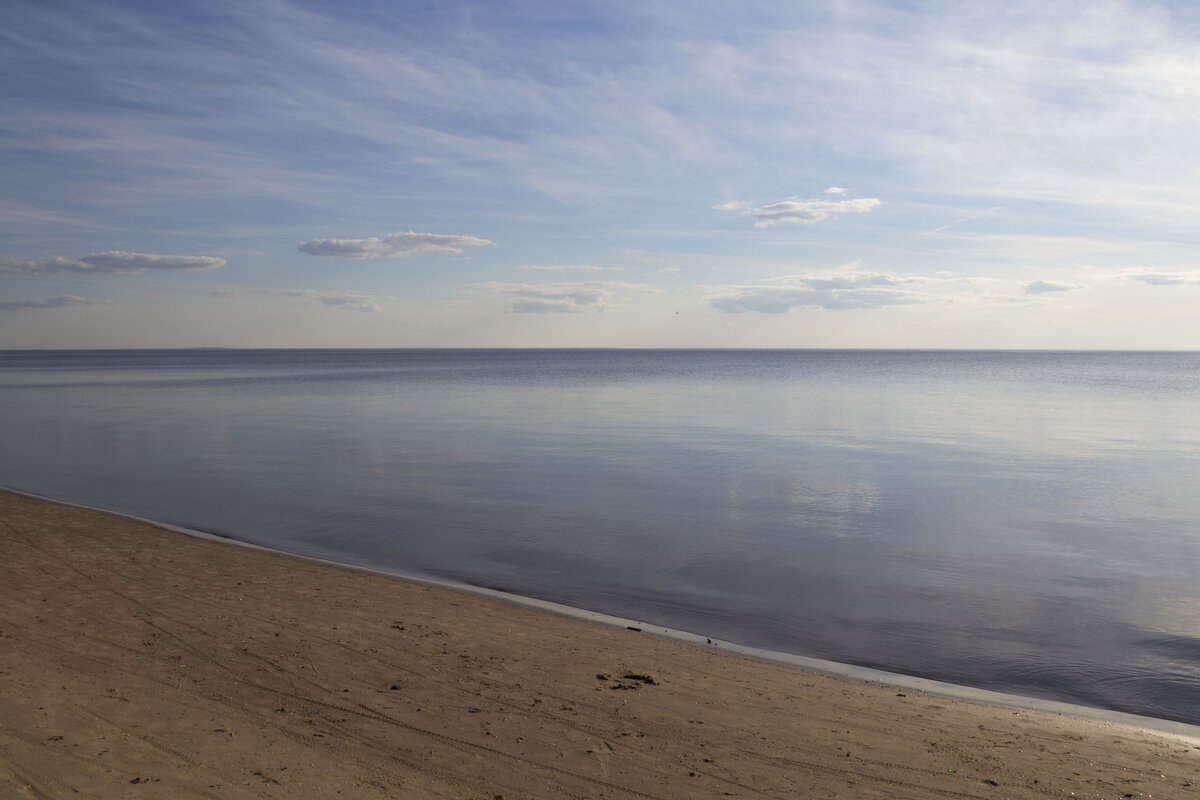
2;349;1198;723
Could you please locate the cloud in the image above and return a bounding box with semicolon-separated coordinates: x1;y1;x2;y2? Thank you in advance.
0;296;110;311
926;206;1009;235
752;197;883;227
1124;272;1200;286
519;264;613;272
469;281;661;313
934;233;1130;260
706;271;924;313
78;252;225;273
212;288;388;311
709;288;919;313
715;195;884;226
715;196;883;228
297;231;496;259
1024;280;1081;294
6;0;1200;250
0;252;225;275
761;272;912;290
212;288;316;298
318;293;384;312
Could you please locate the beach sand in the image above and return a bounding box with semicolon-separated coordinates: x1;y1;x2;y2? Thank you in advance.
1;488;1196;799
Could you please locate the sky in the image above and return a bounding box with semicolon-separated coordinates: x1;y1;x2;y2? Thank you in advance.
2;0;1200;349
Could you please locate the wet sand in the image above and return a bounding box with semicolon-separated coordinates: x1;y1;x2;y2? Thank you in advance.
1;487;1197;799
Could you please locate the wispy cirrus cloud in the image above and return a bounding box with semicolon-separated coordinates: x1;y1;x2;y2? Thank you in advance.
7;3;1200;349
212;288;390;312
468;281;661;313
0;251;225;275
7;1;1200;240
934;233;1134;261
1122;272;1200;286
706;271;923;313
926;206;1009;235
297;232;496;259
0;296;110;312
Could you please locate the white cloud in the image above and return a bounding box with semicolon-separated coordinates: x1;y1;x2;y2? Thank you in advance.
1123;272;1200;286
1024;280;1082;294
824;187;848;195
740;197;883;227
297;231;496;259
318;293;385;312
760;272;914;290
712;200;751;212
706;271;924;313
0;296;110;311
519;264;613;272
212;288;316;298
469;281;661;313
212;287;389;311
0;251;225;275
79;252;224;273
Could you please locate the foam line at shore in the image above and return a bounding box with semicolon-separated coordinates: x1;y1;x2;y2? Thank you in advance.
8;483;1200;744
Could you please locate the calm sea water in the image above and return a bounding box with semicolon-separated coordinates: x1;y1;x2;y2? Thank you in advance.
2;349;1199;723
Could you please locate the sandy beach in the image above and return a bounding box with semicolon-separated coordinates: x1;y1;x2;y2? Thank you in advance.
1;488;1196;799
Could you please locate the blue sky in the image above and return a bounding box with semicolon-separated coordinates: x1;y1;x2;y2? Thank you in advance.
3;0;1199;348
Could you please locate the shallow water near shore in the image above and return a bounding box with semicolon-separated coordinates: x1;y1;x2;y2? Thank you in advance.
2;348;1199;724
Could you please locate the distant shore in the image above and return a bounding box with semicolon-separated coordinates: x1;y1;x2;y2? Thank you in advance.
2;488;1196;799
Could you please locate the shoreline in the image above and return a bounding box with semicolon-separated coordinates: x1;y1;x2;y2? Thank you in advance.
3;486;1198;798
9;483;1200;742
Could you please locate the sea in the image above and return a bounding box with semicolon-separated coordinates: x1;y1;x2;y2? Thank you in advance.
1;348;1198;725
